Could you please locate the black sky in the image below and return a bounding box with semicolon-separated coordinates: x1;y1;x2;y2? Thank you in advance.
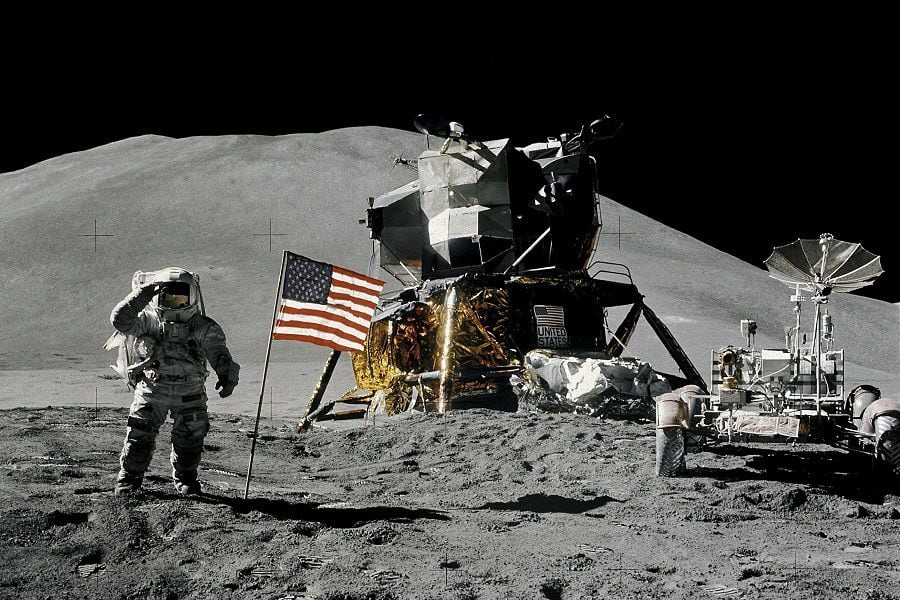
4;26;897;302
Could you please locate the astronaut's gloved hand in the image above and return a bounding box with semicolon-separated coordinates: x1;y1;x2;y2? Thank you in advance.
215;361;240;398
138;280;170;297
216;379;236;398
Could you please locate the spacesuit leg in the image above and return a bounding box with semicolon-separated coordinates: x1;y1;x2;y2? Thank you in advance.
169;392;209;494
116;385;168;493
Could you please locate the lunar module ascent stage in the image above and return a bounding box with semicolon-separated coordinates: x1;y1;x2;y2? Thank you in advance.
333;115;708;418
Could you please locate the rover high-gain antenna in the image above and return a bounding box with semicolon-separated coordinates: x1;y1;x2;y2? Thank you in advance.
764;233;884;414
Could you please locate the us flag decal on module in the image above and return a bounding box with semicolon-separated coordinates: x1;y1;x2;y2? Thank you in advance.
534;305;569;347
533;305;566;327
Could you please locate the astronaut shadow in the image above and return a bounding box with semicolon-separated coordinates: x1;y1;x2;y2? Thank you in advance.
689;445;898;504
188;492;451;528
473;492;621;514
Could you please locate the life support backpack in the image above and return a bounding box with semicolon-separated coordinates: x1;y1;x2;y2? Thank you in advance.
103;331;144;390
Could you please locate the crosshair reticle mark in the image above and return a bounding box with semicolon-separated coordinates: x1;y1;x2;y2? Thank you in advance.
80;220;115;252
253;218;288;252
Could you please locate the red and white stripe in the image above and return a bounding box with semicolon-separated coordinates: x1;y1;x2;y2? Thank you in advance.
272;266;384;353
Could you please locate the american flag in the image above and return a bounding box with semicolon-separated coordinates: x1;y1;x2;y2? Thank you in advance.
272;252;385;353
533;305;566;327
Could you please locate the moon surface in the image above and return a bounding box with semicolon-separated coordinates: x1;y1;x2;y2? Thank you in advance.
1;127;898;598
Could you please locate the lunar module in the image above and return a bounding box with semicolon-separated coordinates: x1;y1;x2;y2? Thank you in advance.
337;115;707;421
654;234;900;477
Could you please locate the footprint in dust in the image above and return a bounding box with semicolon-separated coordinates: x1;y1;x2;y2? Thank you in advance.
366;526;399;545
76;551;106;578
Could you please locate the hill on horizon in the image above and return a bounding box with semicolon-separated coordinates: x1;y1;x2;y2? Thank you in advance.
1;128;897;397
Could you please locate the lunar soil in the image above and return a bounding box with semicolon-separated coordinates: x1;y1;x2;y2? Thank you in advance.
1;405;899;599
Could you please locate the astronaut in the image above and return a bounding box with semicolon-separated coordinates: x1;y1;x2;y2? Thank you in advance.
109;267;240;496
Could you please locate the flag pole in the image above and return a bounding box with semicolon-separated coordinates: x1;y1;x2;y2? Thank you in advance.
244;249;288;500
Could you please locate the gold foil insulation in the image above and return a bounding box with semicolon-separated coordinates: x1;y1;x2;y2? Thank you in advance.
348;273;678;415
352;283;518;415
351;319;404;392
442;286;513;370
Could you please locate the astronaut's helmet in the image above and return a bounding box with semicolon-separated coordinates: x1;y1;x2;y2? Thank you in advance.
133;267;202;322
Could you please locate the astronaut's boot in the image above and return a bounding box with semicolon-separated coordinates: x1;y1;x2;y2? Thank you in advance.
172;469;201;495
114;470;144;496
172;447;202;495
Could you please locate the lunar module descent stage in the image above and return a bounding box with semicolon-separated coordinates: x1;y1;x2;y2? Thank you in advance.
323;115;708;421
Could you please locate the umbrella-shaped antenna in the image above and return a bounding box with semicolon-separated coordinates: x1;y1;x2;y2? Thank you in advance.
764;233;884;412
764;233;884;296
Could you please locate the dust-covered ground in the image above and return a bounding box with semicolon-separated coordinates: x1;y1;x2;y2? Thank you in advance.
1;405;899;600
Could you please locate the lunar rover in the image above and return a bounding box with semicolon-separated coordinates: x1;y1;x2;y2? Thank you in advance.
654;234;900;478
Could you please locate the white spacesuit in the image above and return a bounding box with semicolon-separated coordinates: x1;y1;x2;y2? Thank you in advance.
109;267;239;495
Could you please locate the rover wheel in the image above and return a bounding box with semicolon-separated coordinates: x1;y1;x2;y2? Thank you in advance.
874;416;900;476
656;427;686;477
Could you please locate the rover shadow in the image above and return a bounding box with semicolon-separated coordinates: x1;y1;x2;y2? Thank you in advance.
474;492;621;514
690;444;898;504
